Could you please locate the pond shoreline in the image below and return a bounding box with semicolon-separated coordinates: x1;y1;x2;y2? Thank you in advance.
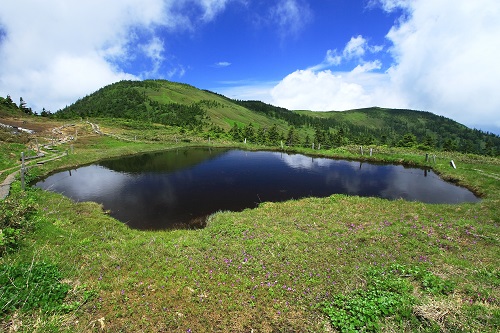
34;147;481;230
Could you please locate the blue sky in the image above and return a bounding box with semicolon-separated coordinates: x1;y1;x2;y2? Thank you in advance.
1;0;499;134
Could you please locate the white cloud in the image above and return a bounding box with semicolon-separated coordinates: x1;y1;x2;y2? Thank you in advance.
309;35;382;72
140;37;166;77
214;61;232;68
215;80;278;102
343;35;367;59
351;60;382;74
271;0;500;131
383;0;500;129
197;0;231;22
271;35;396;111
269;0;313;39
0;0;231;112
271;69;397;111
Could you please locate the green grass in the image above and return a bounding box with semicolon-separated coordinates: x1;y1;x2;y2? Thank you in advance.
1;132;499;332
0;142;25;171
133;80;286;131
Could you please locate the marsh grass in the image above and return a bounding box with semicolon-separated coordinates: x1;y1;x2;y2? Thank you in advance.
1;135;499;332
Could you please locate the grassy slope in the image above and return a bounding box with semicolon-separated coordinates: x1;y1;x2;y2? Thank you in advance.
295;107;468;132
0;122;498;332
148;82;290;130
55;80;500;158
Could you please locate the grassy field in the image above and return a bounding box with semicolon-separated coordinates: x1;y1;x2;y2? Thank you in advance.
1;120;499;332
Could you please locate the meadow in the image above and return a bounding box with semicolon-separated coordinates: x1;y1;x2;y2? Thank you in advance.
1;122;499;332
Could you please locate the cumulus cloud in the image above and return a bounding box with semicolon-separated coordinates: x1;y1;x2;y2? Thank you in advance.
270;68;401;111
343;35;368;59
309;35;382;72
0;0;231;112
271;0;500;131
383;0;500;129
272;35;393;111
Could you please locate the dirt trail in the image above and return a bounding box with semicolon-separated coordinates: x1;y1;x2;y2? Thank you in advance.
0;121;84;200
0;171;18;200
0;152;68;200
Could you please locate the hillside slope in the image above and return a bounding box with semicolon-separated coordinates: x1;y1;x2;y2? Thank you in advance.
55;80;285;130
54;80;499;155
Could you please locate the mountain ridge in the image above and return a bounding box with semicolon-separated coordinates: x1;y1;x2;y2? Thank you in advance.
50;79;500;156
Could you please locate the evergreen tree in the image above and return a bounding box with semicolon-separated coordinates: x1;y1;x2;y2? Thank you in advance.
304;134;311;148
286;126;300;146
397;133;417;148
267;124;280;145
243;123;255;142
256;127;267;144
443;138;458;152
314;127;326;146
229;123;242;142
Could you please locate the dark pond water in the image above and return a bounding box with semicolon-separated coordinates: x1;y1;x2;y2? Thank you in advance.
35;148;479;230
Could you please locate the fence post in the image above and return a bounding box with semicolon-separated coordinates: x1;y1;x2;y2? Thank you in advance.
370;148;373;157
360;146;363;155
21;152;25;191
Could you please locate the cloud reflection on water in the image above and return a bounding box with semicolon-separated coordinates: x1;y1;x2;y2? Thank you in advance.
35;148;479;230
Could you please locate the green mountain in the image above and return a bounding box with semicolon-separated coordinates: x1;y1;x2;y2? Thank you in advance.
55;80;285;130
54;79;500;156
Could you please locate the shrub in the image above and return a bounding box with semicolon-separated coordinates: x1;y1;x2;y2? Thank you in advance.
319;264;455;332
0;262;71;314
0;188;38;255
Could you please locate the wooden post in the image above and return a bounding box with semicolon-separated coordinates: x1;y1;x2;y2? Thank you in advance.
281;141;284;149
318;143;321;150
370;148;373;157
433;155;436;164
360;146;363;155
244;138;247;144
208;136;211;143
450;160;456;169
425;153;429;162
312;143;315;150
21;152;25;191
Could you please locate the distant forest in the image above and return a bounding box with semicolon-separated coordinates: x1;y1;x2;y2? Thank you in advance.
227;99;500;156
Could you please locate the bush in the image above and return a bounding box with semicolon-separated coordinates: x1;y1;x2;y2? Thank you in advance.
319;264;455;332
0;262;70;314
0;189;38;256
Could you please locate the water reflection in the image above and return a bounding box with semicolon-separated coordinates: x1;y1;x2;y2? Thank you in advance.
35;148;479;230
